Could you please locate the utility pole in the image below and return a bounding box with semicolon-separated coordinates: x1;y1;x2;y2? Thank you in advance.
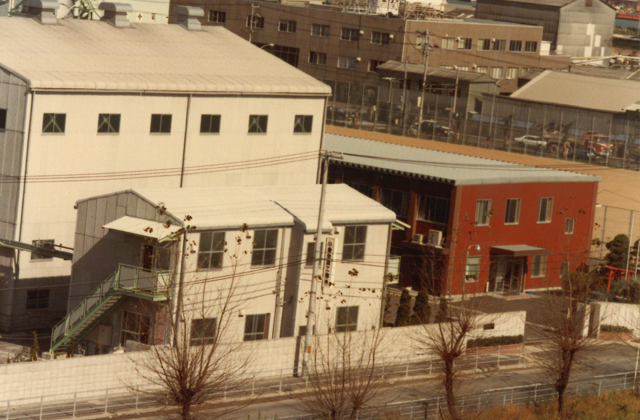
246;3;260;43
417;30;430;139
448;66;460;143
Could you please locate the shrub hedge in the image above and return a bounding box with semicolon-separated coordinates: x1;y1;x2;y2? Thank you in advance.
467;335;523;349
600;324;633;333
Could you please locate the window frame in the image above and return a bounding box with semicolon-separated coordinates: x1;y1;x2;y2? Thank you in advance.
380;188;408;218
251;229;278;267
441;37;455;50
371;31;390;45
509;40;523;52
524;40;538;52
150;114;172;134
465;256;481;283
369;59;384;72
97;113;121;134
190;318;217;346
336;306;358;332
208;10;226;23
478;39;491;51
475;199;492;227
342;225;367;262
0;108;6;131
248;115;268;134
504;199;521;225
458;37;472;50
537;198;554;223
200;114;221;134
26;289;49;310
490;67;504;79
309;51;327;65
305;242;316;267
311;23;329;37
506;67;519;79
531;255;546;278
565;218;575;235
244;313;270;341
42;113;66;134
294;115;313;134
121;310;151;345
278;19;296;33
198;231;225;270
418;195;449;224
340;27;360;42
337;55;357;70
493;39;507;51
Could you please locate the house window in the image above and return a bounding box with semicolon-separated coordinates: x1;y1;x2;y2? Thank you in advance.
560;261;569;277
200;115;221;134
337;56;357;70
475;200;491;226
306;242;316;267
369;60;384;72
490;67;504;79
208;10;225;23
476;66;488;74
141;244;171;270
538;198;553;223
198;232;225;270
478;39;491;51
244;313;270;341
31;239;55;260
371;31;390;45
483;323;495;330
271;45;300;67
336;306;358;332
381;188;408;217
505;199;521;225
493;39;507;51
97;114;120;134
565;218;575;235
0;109;6;130
458;37;472;50
279;19;296;33
342;225;366;261
246;15;264;29
311;23;329;37
525;41;538;52
309;51;327;65
340;27;360;41
531;255;546;277
190;318;217;345
42;113;66;133
441;37;455;50
294;115;313;133
506;67;519;79
150;114;172;133
251;229;278;267
346;182;373;198
509;40;523;52
26;289;49;310
248;115;268;133
418;195;449;224
465;256;480;282
121;311;150;345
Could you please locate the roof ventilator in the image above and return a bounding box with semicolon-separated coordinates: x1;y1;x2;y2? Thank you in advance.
99;3;133;28
24;0;59;25
172;6;204;31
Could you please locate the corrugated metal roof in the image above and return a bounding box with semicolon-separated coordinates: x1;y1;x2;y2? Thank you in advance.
378;61;495;83
510;70;640;113
324;133;600;186
0;18;330;95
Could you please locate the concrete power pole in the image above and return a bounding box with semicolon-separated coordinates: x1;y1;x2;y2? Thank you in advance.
247;3;260;43
417;30;430;139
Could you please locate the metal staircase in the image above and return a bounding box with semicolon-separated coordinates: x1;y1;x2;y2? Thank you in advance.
50;264;172;354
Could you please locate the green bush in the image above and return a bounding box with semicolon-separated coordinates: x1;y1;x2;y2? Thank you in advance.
395;289;413;327
411;288;431;325
600;324;633;333
467;335;524;349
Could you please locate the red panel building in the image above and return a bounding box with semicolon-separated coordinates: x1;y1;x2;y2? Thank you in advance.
325;133;600;295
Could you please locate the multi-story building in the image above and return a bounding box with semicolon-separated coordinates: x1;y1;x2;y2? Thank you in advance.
0;4;329;331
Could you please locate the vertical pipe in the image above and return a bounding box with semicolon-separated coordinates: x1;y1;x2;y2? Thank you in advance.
104;389;109;414
600;206;608;259
626;211;635;276
39;396;43;420
72;393;77;417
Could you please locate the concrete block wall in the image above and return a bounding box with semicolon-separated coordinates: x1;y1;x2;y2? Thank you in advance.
596;302;640;338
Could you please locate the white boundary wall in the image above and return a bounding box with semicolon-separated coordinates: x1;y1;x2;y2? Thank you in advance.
594;302;640;338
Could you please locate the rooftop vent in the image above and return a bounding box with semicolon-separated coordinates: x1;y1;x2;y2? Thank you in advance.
24;0;59;25
99;2;133;28
172;6;204;31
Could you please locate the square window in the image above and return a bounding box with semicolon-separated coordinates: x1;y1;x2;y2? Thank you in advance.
252;229;278;266
506;67;519;79
294;115;313;133
246;15;264;29
531;255;546;277
26;289;49;310
121;310;150;345
42;113;66;133
0;109;6;130
505;199;521;225
478;39;491;51
244;313;270;341
190;318;217;346
150;114;172;133
279;20;296;33
418;195;449;224
493;39;506;51
198;232;225;270
490;67;504;79
200;115;221;134
309;51;327;65
248;115;268;133
525;41;538;52
475;200;492;226
509;40;523;52
538;198;553;223
208;10;225;23
465;256;480;282
371;31;390;45
336;306;358;332
476;66;488;74
311;23;329;37
381;188;408;218
340;27;360;41
458;38;472;50
441;37;455;50
97;114;121;134
337;56;357;70
31;239;55;260
369;60;384;72
342;225;366;261
565;218;575;235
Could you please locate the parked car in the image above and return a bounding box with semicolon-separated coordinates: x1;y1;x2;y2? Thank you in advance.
570;148;602;164
513;135;547;148
410;120;451;137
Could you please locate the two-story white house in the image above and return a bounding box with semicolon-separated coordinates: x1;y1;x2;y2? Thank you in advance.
50;185;395;355
0;3;330;331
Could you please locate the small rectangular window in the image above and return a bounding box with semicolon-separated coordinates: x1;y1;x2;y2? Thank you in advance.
340;27;360;41
31;239;55;260
525;41;538;52
337;56;357;70
565;218;575;235
244;313;270;341
294;115;313;133
560;261;569;277
42;113;66;133
506;67;520;79
371;31;390;45
336;306;358;332
306;242;316;267
309;51;327;65
248;115;268;133
441;37;455;50
279;19;296;33
150;114;172;133
475;200;492;226
483;323;495;330
458;38;472;50
418;195;449;224
369;60;384;72
311;23;329;37
97;114;121;134
505;199;521;225
478;39;491;51
208;10;226;23
476;66;488;74
342;225;366;261
251;229;278;266
493;39;507;51
246;15;264;29
198;232;225;270
490;67;504;79
380;188;408;217
465;256;480;282
190;318;217;346
538;198;553;223
200;115;221;134
531;255;546;277
509;40;523;52
121;310;150;345
26;289;49;310
0;109;6;130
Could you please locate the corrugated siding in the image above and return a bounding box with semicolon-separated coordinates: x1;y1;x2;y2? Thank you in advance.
557;0;615;57
476;0;560;44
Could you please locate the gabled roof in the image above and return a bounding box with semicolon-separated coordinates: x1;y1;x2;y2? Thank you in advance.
378;61;496;83
0;17;330;95
324;133;600;186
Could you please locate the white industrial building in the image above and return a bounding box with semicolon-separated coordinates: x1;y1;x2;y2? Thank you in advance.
0;3;330;331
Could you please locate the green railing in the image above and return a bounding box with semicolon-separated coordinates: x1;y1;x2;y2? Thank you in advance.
50;264;172;353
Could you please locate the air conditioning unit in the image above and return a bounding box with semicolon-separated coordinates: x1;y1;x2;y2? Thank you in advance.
427;230;443;247
412;233;424;244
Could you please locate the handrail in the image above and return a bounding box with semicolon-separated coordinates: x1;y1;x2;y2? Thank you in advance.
50;264;172;352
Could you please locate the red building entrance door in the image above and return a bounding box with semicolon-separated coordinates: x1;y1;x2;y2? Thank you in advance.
489;256;524;294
